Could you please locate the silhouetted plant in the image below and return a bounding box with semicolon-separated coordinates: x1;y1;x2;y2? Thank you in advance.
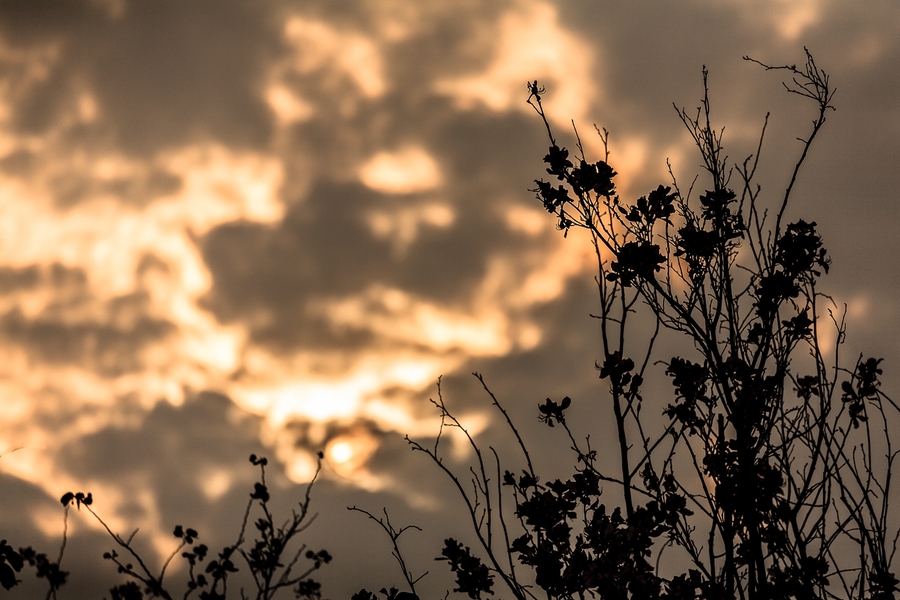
0;541;24;592
348;507;427;597
360;49;899;600
11;454;330;599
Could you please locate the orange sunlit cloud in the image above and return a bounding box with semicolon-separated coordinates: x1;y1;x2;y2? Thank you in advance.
435;0;597;129
359;147;444;195
283;16;386;100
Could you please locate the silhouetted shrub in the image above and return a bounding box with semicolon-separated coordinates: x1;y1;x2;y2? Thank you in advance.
356;49;899;600
10;454;329;599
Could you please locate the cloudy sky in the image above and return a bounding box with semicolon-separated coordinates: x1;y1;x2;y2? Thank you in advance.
0;0;898;597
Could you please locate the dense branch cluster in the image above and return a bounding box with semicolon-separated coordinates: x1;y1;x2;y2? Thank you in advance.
353;49;897;600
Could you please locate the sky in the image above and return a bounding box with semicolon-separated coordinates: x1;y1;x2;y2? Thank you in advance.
0;0;899;597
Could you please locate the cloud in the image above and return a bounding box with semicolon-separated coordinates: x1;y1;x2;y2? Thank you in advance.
708;0;824;41
435;0;597;128
283;16;387;100
359;147;443;195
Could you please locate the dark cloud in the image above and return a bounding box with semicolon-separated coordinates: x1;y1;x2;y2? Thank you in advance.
0;471;60;543
58;391;264;509
0;0;278;153
199;185;390;351
200;171;530;351
0;148;36;176
90;1;279;154
0;1;105;134
0;0;101;41
0;296;173;377
49;167;182;208
0;263;176;377
0;264;40;293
